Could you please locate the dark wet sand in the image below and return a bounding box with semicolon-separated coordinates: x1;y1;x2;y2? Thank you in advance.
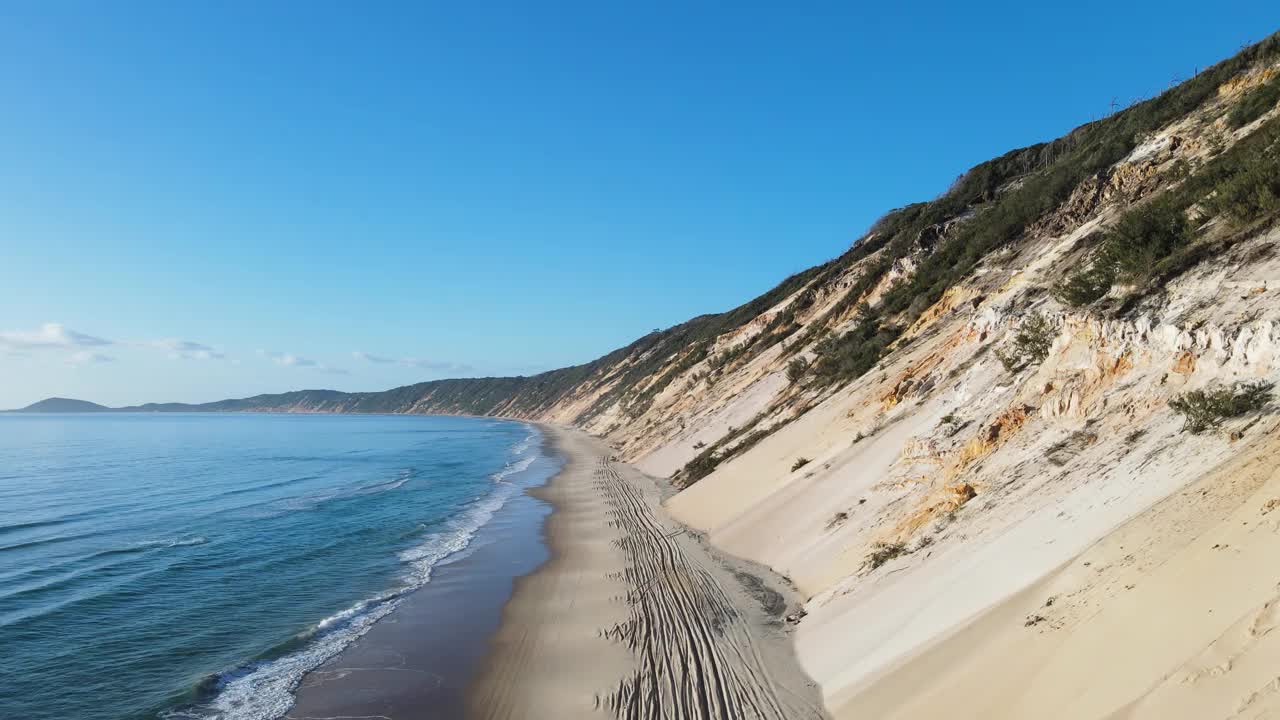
285;447;557;720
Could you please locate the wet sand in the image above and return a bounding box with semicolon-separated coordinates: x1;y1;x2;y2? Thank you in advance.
289;425;827;719
467;425;828;719
286;437;559;720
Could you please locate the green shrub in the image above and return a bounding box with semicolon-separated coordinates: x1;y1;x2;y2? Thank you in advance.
1227;73;1280;129
1203;161;1280;225
1059;107;1280;304
1055;263;1117;306
1169;381;1273;433
786;357;810;384
864;541;908;571
995;314;1056;372
791;457;811;472
812;314;902;385
682;448;722;484
1100;201;1192;280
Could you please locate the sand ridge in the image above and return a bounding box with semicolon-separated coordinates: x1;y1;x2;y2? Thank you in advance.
468;425;825;720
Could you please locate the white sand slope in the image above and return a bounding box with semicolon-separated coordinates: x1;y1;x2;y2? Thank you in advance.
837;429;1280;719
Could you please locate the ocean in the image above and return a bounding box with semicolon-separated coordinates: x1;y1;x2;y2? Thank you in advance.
0;412;554;720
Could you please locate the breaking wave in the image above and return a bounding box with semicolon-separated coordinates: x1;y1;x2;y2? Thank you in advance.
161;424;544;720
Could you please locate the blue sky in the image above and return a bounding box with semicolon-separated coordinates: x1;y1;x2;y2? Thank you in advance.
1;2;1274;408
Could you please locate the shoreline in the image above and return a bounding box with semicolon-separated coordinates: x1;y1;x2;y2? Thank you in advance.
466;424;828;719
285;421;560;720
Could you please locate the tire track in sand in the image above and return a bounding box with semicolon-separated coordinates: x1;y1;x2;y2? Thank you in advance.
594;457;821;720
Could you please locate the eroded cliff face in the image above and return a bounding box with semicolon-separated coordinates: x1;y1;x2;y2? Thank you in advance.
625;54;1280;718
436;43;1280;718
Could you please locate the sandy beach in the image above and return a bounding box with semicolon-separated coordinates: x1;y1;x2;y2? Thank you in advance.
286;427;560;720
467;424;827;720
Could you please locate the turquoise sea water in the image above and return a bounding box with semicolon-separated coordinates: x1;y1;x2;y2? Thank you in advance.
0;413;547;720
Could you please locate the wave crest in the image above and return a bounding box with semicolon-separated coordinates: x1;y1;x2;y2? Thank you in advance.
163;423;544;720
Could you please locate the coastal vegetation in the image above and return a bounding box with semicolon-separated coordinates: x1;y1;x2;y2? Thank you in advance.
786;357;810;384
683;447;723;484
870;33;1280;320
863;541;908;571
811;312;900;385
995;314;1056;372
1059;110;1280;307
1227;71;1280;128
1169;381;1273;433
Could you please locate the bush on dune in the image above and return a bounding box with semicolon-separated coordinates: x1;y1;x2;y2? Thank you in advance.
1059;110;1280;306
1054;262;1116;306
1203;162;1280;225
1227;72;1280;129
995;313;1056;372
786;357;810;384
811;312;901;386
1169;381;1273;433
1100;201;1193;280
863;541;908;571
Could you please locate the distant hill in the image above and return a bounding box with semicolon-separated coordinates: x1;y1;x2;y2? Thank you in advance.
14;397;112;413
117;390;358;413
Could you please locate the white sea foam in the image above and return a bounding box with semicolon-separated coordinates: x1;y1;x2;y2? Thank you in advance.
161;598;402;720
510;430;535;456
137;535;208;550
162;423;544;720
493;429;538;485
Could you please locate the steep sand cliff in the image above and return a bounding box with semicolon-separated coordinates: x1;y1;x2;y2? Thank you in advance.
554;46;1280;718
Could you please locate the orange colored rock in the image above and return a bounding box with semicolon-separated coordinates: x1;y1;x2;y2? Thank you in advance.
1172;351;1197;375
948;482;977;505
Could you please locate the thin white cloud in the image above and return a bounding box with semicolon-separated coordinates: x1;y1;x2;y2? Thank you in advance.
66;351;115;366
399;358;472;372
0;323;111;349
1;323;233;366
272;352;317;368
262;350;346;375
352;351;471;373
148;338;227;361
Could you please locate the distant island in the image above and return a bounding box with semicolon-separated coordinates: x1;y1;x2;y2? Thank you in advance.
10;397;113;413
